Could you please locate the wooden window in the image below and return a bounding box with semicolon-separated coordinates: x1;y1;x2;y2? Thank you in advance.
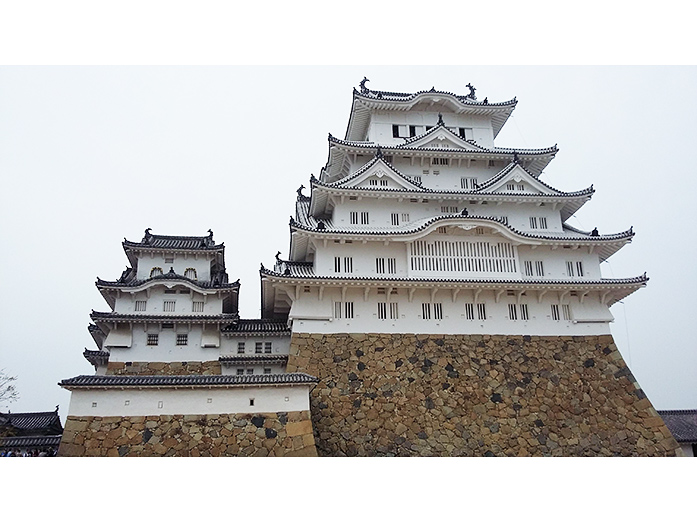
520;304;529;321
344;302;354;319
376;258;385;274
506;183;516;191
421;303;431;320
409;125;417;137
566;261;575;277
334;257;341;273
264;368;272;375
576;261;584;277
135;300;147;311
434;303;443;320
165;257;174;264
369;179;378;186
535;261;544;277
176;334;188;346
147;334;158;346
524;261;534;276
236;369;244;375
539;217;548;229
551;304;560;321
360;212;369;225
477;303;487;320
432;158;449;166
464;303;474;320
508;303;518;320
377;302;387;320
380;179;388;186
459;127;473;140
389;302;399;320
334;301;342;319
247;369;253;375
163;301;176;312
412;175;422;183
237;342;245;354
401;213;410;222
517;184;525;191
255;342;262;354
410;239;517;274
164;289;177;294
192;301;204;312
529;217;538;229
184;268;197;280
562;304;571;321
387;258;396;274
391;213;400;226
441;206;458;213
264;342;272;354
344;257;353;273
350;212;358;224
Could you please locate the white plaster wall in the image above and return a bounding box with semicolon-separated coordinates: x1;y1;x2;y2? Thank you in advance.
135;252;215;281
66;385;311;417
330;198;562;233
289;287;613;336
219;335;291;356
368;111;495;149
113;287;224;314
109;325;221;362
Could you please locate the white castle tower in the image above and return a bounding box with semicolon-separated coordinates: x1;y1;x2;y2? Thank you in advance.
261;80;647;336
59;230;317;457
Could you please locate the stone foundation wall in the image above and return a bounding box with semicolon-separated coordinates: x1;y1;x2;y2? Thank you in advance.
58;411;316;457
107;361;222;375
287;333;680;457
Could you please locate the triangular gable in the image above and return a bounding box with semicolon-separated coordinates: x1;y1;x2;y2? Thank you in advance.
331;157;425;191
398;125;485;151
476;163;562;195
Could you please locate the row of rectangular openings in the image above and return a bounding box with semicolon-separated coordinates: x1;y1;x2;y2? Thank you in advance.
135;300;204;312
391;213;409;225
349;211;370;225
411;240;517;273
237;342;273;354
377;302;399;320
334;256;353;273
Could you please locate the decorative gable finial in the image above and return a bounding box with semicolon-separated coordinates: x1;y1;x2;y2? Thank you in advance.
297;185;305;199
207;229;214;243
437;113;444;126
144;228;153;243
483;97;488;104
591;227;599;237
375;146;383;159
430;86;436;92
359;77;370;93
466;83;477;100
275;251;281;262
513;151;519;164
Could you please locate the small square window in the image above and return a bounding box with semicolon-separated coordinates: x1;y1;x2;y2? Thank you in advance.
264;342;272;354
249;398;255;406
135;300;147;311
147;334;159;346
176;334;188;346
236;369;244;375
255;342;262;354
237;342;245;354
264;368;272;375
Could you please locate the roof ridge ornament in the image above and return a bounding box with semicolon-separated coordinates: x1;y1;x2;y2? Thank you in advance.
466;83;477;100
375;146;383;159
437;113;444;126
359;77;369;93
144;228;153;244
297;185;305;199
513;151;519;164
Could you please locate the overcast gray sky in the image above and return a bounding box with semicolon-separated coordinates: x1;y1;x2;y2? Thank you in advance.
1;66;695;418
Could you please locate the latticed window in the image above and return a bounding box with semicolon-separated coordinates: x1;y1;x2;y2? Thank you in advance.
237;342;245;354
360;212;369;225
192;301;204;313
264;342;272;354
434;303;443;320
147;334;159;346
163;301;176;312
464;303;475;320
520;304;529;321
477;303;487;320
236;369;244;375
264;368;272;375
389;302;399;320
539;217;548;229
562;304;571;321
529;217;538;229
255;342;262;354
391;213;400;226
184;268;197;280
535;261;544;277
508;303;518;320
350;212;358;224
344;302;354;319
377;302;387;320
176;334;188;346
135;300;147;311
551;304;560;321
150;267;163;277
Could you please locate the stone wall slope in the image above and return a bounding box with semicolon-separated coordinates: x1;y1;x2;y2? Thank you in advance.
287;333;679;457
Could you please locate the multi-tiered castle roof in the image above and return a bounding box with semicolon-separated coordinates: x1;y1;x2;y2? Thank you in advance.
261;80;647;333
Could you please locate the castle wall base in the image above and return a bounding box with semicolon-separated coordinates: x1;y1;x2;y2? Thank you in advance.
287;333;679;456
58;411;316;457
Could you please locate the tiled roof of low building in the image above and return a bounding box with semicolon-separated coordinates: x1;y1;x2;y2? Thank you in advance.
59;373;319;389
123;228;224;251
657;410;697;443
221;319;291;334
0;435;63;449
0;409;63;435
219;355;289;365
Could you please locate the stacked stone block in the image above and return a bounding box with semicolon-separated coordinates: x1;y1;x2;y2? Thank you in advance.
286;333;680;457
58;411;316;457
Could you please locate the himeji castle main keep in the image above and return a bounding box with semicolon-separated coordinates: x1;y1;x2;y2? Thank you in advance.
59;80;681;456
